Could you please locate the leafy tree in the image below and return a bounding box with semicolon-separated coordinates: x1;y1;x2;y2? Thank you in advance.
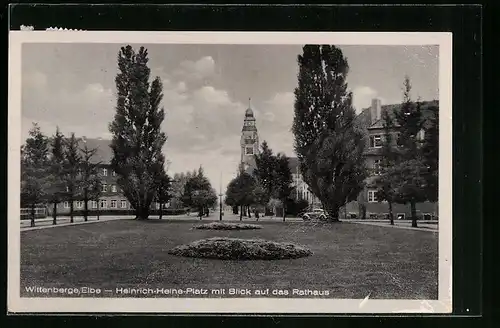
273;153;294;221
155;172;172;219
182;167;216;219
79;142;101;222
225;171;256;221
422;105;439;203
63;133;82;223
374;109;398;225
46;127;67;225
392;76;428;228
292;45;367;220
253;141;277;204
109;45;167;220
251;180;268;219
21;123;51;227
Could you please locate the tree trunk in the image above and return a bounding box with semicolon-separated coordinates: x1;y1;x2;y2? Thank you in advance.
137;206;150;220
388;201;394;226
52;202;57;225
199;206;203;220
248;207;251;218
410;201;418;228
240;205;243;221
97;204;100;220
282;201;286;222
159;203;163;219
84;198;88;222
30;204;35;227
70;198;74;223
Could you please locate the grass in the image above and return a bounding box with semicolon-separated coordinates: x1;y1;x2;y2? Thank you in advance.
20;219;438;299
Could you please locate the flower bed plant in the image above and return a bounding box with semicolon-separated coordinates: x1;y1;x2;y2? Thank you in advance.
168;237;312;260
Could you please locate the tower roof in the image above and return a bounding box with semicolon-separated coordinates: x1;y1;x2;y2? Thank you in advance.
245;107;254;117
245;97;254;117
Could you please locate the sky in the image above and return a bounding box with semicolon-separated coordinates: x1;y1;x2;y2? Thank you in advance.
21;43;439;191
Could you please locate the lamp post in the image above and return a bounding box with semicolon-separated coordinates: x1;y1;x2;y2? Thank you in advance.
219;171;223;221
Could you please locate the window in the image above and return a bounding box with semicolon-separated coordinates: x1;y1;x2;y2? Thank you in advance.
396;133;404;147
110;200;117;208
373;159;382;175
397;213;406;220
111;185;117;193
91;201;98;209
102;184;107;192
76;201;84;209
102;168;108;176
66;186;70;192
417;129;426;141
100;200;107;209
121;200;127;209
112;170;117;177
368;190;378;203
63;201;69;209
369;135;382;148
245;147;254;155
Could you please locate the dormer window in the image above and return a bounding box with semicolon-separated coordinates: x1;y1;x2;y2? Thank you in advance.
102;168;108;176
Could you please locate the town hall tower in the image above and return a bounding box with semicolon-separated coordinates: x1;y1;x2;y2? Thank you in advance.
240;98;259;172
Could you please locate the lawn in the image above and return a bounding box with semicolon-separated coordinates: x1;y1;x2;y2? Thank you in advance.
20;219;438;299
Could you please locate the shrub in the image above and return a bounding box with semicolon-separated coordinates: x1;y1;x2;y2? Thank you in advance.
168;237;312;260
193;222;262;230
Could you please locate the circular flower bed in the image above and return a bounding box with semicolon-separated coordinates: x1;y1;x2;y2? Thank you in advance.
168;237;312;260
193;222;262;230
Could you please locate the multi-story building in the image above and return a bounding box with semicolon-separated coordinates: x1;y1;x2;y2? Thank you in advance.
50;137;133;215
343;98;439;220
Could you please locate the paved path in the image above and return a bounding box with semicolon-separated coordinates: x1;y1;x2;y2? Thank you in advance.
346;220;438;232
20;216;131;231
21;213;437;233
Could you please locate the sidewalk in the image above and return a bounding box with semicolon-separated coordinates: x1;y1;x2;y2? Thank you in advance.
20;215;133;231
346;220;438;232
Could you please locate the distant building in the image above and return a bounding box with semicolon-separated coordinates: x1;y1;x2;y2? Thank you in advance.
48;137;134;215
239;98;260;173
343;98;439;220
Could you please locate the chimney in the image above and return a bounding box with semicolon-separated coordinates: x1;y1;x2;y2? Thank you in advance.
370;98;382;124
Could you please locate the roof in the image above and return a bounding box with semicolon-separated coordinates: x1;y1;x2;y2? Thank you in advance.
47;137;113;164
78;138;113;164
288;157;300;174
245;107;254;117
355;100;439;130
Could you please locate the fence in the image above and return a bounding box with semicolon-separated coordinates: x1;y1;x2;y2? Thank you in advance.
20;207;48;220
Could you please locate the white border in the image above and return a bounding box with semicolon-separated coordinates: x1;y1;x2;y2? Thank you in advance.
8;31;452;314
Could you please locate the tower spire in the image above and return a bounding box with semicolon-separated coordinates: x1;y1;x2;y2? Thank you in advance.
248;97;251;108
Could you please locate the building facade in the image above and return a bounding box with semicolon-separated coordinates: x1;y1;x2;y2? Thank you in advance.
50;137;134;215
344;98;439;220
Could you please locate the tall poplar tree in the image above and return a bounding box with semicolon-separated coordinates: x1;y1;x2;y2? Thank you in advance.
109;45;167;220
292;45;367;220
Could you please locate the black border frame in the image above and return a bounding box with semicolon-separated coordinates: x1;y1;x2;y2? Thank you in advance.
3;3;484;325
